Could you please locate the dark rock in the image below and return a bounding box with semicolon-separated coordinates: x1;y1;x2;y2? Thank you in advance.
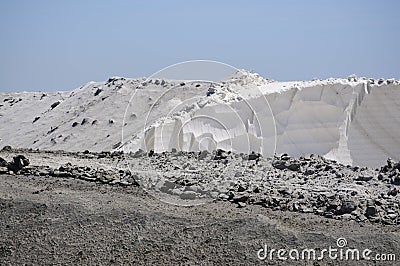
356;171;375;181
50;101;61;109
32;116;40;123
7;155;30;173
94;88;102;96
327;198;341;212
272;160;286;170
198;150;209;160
0;157;7;167
304;168;315;175
391;175;400;185
1;146;12;152
47;126;58;134
206;87;215;96
280;154;290;160
287;163;301;172
247;152;261;161
213;149;227;160
180;191;197;200
340;200;357;214
394;162;400;171
237;202;246;208
72;122;78;127
218;193;229;200
0;166;8;174
131;149;145;158
253;187;261;193
237;185;246;192
112;142;121;149
387;79;395;84
387;188;398;196
232;194;249;203
365;205;377;217
277;188;291;195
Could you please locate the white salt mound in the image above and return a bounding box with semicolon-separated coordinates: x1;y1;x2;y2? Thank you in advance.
0;72;399;167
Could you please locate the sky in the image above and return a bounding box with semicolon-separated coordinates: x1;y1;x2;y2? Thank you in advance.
0;0;399;92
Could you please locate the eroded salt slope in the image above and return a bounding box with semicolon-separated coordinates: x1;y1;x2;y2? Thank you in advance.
121;73;400;167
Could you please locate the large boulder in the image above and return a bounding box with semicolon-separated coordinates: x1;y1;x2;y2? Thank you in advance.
7;155;30;173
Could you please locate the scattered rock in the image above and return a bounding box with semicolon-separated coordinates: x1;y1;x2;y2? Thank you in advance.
1;146;12;152
7;155;30;173
206;88;215;96
131;149;145;158
50;101;61;109
387;188;398;197
272;160;286;170
391;175;400;185
0;148;398;224
94;88;102;96
237;185;246;192
246;152;261;161
32;116;40;123
213;149;227;160
365;205;377;217
198;150;209;160
287;163;301;172
180;191;197;200
304;168;315;175
340;200;357;214
232;194;249;203
0;157;7;167
356;171;375;181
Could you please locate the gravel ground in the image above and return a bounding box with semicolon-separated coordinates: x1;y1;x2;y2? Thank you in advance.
0;148;399;265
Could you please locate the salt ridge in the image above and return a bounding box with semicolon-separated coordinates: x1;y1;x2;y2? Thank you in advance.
0;72;399;167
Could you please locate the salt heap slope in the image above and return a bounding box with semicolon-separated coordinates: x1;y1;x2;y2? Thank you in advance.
0;73;399;167
0;77;210;153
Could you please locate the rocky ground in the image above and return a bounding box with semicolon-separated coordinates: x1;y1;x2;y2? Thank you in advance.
0;147;399;265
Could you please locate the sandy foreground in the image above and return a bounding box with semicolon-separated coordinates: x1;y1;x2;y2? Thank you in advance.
0;149;399;265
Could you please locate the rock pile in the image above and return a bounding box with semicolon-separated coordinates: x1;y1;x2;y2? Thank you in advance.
0;148;399;224
132;151;399;225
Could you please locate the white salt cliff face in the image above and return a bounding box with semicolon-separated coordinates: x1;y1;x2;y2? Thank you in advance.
0;73;399;167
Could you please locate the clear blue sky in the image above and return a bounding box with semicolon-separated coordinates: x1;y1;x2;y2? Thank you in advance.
0;0;399;92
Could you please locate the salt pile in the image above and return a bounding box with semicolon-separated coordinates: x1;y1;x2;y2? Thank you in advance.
0;72;399;167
